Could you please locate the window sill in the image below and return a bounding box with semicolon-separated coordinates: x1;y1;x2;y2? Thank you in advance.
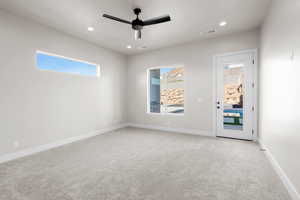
147;112;185;116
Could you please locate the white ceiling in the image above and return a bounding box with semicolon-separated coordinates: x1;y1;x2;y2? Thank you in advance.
0;0;271;55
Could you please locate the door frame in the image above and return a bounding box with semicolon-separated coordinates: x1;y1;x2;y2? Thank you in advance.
212;49;258;141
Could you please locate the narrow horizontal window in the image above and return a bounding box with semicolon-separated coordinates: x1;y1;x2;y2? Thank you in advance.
148;66;185;115
36;51;100;77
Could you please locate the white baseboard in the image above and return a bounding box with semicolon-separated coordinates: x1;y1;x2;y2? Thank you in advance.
0;123;128;164
127;123;213;137
259;141;300;200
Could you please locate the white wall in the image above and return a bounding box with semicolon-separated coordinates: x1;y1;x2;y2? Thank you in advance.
0;10;127;156
260;0;300;196
127;30;259;135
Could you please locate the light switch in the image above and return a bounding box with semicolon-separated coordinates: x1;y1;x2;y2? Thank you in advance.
197;98;204;103
13;141;20;149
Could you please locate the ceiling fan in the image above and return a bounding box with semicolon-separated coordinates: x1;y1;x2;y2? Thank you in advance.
103;8;171;40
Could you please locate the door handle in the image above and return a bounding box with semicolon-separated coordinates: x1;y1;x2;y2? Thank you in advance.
217;106;220;109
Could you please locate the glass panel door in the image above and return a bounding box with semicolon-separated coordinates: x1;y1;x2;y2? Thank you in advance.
216;51;255;140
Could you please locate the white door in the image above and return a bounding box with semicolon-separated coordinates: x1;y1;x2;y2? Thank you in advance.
215;51;255;140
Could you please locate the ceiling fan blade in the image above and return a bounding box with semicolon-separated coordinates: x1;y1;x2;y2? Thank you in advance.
102;14;131;25
143;15;171;26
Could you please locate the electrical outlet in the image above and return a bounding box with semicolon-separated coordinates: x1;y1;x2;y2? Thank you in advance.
13;141;20;149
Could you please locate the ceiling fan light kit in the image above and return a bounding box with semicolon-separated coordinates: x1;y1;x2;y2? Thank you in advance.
103;8;171;40
134;29;142;40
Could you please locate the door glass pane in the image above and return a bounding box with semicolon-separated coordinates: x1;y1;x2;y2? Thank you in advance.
223;63;244;130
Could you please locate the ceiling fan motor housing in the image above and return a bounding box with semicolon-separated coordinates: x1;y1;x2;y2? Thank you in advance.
132;8;143;30
132;19;143;30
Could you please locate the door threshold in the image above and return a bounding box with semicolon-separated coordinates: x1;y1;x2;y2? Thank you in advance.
216;136;253;142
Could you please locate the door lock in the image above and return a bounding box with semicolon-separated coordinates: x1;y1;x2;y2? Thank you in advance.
217;101;221;109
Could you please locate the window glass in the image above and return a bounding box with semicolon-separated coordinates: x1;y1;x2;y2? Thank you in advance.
148;67;184;114
36;51;100;77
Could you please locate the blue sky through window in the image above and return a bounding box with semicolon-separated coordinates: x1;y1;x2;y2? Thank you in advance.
37;52;98;76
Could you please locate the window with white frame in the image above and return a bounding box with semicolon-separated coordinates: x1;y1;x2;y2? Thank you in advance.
36;51;100;77
148;66;184;114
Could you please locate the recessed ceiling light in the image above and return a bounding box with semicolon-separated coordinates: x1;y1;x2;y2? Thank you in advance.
127;45;132;49
88;27;94;31
219;21;227;27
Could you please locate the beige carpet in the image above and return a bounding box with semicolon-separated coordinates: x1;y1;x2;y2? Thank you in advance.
0;127;290;200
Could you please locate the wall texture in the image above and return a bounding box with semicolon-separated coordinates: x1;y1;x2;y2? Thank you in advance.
1;3;299;197
0;10;127;156
260;0;300;196
127;30;259;135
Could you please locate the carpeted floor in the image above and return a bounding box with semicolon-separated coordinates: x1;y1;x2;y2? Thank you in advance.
0;127;290;200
